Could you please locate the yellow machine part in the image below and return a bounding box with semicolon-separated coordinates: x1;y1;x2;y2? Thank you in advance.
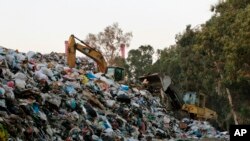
67;35;107;73
182;104;217;120
0;124;9;141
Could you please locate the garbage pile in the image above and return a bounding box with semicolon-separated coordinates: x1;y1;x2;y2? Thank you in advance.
0;46;229;141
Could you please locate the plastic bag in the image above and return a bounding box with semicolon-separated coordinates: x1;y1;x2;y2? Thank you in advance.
86;72;96;80
14;72;27;81
80;75;89;84
15;79;26;89
0;87;5;96
66;98;77;109
35;71;48;81
0;99;6;108
120;84;129;91
65;85;77;96
7;81;15;88
26;51;36;60
3;85;15;99
40;67;54;79
106;100;116;108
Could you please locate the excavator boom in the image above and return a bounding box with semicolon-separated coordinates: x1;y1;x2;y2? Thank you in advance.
67;35;107;73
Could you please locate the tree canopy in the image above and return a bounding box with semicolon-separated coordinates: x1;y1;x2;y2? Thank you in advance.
126;45;154;79
150;0;250;129
85;23;132;66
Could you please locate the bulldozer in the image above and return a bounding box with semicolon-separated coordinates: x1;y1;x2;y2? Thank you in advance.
139;73;217;120
66;34;125;82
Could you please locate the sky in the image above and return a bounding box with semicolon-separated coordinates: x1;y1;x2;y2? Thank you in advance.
0;0;218;56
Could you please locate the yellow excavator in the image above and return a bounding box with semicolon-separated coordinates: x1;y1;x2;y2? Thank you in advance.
139;73;217;120
66;34;125;81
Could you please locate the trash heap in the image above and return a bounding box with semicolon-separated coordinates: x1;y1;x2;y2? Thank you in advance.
0;46;229;141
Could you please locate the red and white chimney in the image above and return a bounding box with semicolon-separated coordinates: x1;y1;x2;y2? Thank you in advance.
120;43;125;59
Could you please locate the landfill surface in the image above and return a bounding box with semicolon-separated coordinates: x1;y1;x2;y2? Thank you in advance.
0;46;229;141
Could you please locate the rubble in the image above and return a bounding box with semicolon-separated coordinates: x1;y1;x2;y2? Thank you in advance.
0;46;229;141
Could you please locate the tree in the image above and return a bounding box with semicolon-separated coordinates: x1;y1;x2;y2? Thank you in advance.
126;45;154;79
138;45;154;73
150;0;250;129
85;23;132;65
126;49;141;79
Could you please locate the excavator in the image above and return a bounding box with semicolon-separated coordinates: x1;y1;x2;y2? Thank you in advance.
66;34;125;81
139;73;217;120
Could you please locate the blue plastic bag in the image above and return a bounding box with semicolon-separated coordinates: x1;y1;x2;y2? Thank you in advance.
65;85;77;96
86;72;96;80
120;84;129;91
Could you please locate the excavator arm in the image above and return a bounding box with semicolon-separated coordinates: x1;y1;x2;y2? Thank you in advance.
67;34;107;73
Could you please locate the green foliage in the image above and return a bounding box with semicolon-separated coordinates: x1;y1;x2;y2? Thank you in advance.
85;23;133;65
113;56;126;68
126;45;154;79
151;0;250;127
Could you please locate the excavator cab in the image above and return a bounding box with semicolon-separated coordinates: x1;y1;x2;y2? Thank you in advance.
106;66;125;82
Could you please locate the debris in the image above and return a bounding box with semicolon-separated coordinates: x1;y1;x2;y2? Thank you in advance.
0;46;229;141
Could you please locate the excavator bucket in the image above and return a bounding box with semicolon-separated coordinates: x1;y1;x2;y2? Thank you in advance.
138;73;171;92
139;73;183;110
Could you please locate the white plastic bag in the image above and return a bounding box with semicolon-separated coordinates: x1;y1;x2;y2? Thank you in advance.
15;79;26;89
